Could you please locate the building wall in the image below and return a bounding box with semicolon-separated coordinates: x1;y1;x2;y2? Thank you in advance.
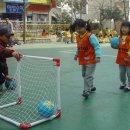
86;0;126;29
87;0;121;21
0;0;56;22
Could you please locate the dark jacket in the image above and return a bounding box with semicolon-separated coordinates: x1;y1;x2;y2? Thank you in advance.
0;40;14;76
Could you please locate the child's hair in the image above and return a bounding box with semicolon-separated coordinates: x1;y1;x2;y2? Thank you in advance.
109;34;112;37
70;19;91;33
120;22;130;35
65;28;69;31
104;33;107;37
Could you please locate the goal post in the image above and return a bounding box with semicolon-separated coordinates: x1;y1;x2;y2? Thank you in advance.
0;55;61;129
0;61;22;109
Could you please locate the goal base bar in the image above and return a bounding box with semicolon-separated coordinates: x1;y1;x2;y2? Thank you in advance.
0;110;61;129
0;97;22;109
0;102;17;109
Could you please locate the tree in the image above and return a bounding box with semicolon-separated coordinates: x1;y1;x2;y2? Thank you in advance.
88;0;109;29
91;0;123;29
101;7;123;21
56;0;68;8
55;0;82;21
54;10;72;24
99;7;123;30
122;0;129;21
67;0;81;20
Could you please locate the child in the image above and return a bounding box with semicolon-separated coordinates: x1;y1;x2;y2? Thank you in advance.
103;34;110;43
73;32;78;43
42;29;48;37
64;29;71;44
0;28;22;93
98;34;104;43
116;22;130;91
71;19;101;99
109;34;113;41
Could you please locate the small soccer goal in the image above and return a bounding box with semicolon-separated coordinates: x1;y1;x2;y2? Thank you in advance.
0;55;61;129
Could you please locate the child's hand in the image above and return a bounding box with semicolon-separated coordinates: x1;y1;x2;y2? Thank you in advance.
96;58;100;63
74;55;78;61
114;44;119;49
128;52;130;57
10;48;15;51
5;75;13;80
12;51;23;61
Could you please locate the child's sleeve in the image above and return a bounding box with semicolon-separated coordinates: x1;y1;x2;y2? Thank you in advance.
0;47;14;59
0;47;14;76
89;34;102;58
2;62;8;76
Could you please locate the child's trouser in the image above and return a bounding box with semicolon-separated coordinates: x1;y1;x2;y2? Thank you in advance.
119;65;130;84
82;64;96;92
0;63;5;85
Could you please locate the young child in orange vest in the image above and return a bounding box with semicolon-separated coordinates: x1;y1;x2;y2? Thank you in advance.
116;22;130;91
71;19;101;99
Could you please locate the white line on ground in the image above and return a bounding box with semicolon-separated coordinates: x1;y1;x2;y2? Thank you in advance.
102;55;116;57
60;50;116;58
60;51;74;53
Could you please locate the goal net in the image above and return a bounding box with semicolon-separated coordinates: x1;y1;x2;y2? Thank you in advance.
0;55;61;129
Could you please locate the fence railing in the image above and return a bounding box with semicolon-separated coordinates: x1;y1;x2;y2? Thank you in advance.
0;21;70;43
0;20;120;44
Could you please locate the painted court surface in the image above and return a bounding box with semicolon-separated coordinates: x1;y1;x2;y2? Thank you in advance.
0;43;130;130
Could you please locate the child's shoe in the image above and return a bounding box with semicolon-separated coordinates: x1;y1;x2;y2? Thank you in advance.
120;83;126;89
124;84;130;92
82;90;89;99
91;87;96;92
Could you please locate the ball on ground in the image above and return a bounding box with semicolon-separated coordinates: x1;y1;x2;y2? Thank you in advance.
5;79;17;90
38;100;55;118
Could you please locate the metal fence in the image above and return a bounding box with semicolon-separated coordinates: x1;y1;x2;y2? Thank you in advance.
0;20;70;43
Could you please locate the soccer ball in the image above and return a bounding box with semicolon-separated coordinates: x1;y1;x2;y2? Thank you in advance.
110;37;119;49
38;100;55;118
5;79;17;90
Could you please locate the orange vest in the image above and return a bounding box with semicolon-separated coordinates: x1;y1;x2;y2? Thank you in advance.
116;35;130;66
76;33;96;65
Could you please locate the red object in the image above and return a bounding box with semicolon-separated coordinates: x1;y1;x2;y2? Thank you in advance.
42;32;48;36
17;97;22;105
19;124;31;129
55;109;61;118
76;33;96;65
116;35;130;66
74;55;78;61
53;58;60;66
28;4;51;12
51;0;57;8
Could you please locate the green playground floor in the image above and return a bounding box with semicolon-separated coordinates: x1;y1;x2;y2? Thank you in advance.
1;43;130;130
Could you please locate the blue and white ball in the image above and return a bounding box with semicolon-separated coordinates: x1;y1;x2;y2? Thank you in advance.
38;100;55;118
110;37;119;49
5;79;17;90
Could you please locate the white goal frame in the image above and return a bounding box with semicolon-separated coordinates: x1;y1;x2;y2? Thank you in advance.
0;55;61;129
